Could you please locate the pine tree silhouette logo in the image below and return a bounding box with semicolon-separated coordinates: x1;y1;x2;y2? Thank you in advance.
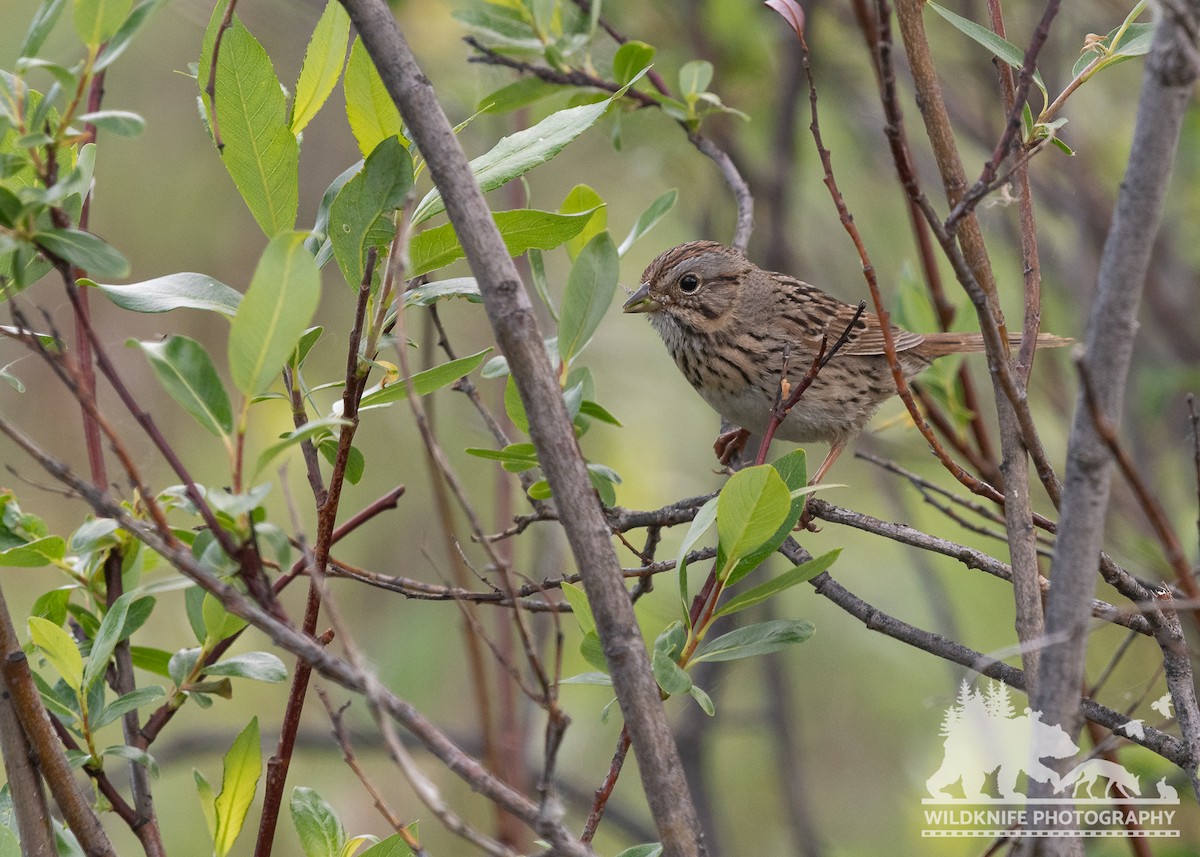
921;681;1181;839
926;681;1077;802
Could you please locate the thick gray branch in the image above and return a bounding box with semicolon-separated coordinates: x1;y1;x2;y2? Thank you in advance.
336;3;705;854
1034;1;1200;834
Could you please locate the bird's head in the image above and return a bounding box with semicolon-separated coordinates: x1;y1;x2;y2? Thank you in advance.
622;241;751;337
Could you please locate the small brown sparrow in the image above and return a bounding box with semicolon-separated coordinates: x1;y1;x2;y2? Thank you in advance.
623;241;1069;481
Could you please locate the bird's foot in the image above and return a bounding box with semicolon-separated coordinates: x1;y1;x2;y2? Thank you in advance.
713;428;751;465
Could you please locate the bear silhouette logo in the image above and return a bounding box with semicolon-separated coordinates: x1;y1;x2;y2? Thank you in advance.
926;681;1078;802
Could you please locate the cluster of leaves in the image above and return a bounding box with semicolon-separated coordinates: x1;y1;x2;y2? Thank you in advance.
927;0;1153;154
563;451;839;718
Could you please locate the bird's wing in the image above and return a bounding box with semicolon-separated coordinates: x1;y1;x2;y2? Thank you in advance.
822;301;926;356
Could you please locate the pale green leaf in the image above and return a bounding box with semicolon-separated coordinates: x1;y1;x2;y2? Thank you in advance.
717;549;839;618
291;0;351;135
344;37;405;158
0;536;66;567
94;0;168;72
408;208;598;278
357;349;491;409
291;787;345;857
926;1;1047;105
559;581;595;634
132;335;233;437
618;189;677;256
213;17;299;236
213;717;262;857
86;273;241;316
254;417;351;479
412;75;644;224
613;41;655;86
204;652;287;683
82;591;136;691
228;232;321;396
403;277;480;307
559;184;606;260
692;618;814;664
73;0;131;45
557;231;618;366
28;616;84;692
716;466;790;581
91;686;166;730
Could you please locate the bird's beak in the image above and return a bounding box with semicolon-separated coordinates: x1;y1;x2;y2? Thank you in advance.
622;283;660;314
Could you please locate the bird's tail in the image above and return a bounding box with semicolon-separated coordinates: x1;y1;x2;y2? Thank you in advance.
917;331;1072;357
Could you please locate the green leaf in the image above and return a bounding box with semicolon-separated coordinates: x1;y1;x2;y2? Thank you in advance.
329;135;413;289
28;617;84;692
357;834;416;857
357;349;491;409
579;630;608;673
86;273;241;316
617;189;677;256
91;685;166;730
21;0;68;58
557;231;618;366
402;277;481;307
559;185;606;261
291;0;351;135
255;417;351;478
101;744;159;777
344;37;405;158
715;466;790;582
652;649;692;696
612;40;655;86
678;59;713;98
559;581;595;634
408;208;598;278
204;651;287;683
291;787;345;857
527;479;552;500
33;228;129;278
212;17;299;236
477;77;562;114
720;449;810;586
692;618;814;664
201;593;247;646
129;645;173;677
1072;22;1155;78
675;496;717;614
504;374;529;433
195;768;217;837
0;536;65;567
464;442;539;473
93;0;168;72
213;717;262;857
132;335;233;438
716;549;839;618
73;0;132;45
925;1;1047;107
75;110;145;136
412;75;644;224
689;684;715;716
228;232;321;396
82;591;136;691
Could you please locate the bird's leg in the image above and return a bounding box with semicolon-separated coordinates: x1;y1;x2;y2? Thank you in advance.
798;438;847;530
713;427;750;465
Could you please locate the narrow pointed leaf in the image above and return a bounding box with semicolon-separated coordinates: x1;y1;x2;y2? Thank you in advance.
344;37;405;158
213;717;262;857
132;335;233;437
212;17;298;236
356;349;491;409
82;591;136;691
717;549;839;618
87;273;241;316
291;0;351;135
692;618;814;664
94;0;168;72
228;232;321;396
91;685;166;730
203;651;287;683
557;231;618;365
559;581;595;634
33;228;129;278
617;189;677;256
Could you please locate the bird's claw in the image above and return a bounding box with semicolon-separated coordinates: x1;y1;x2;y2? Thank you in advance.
714;428;751;465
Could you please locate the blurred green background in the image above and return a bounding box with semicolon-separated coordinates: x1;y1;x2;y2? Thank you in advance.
2;0;1198;854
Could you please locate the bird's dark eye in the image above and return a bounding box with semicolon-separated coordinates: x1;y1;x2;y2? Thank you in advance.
678;273;701;294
